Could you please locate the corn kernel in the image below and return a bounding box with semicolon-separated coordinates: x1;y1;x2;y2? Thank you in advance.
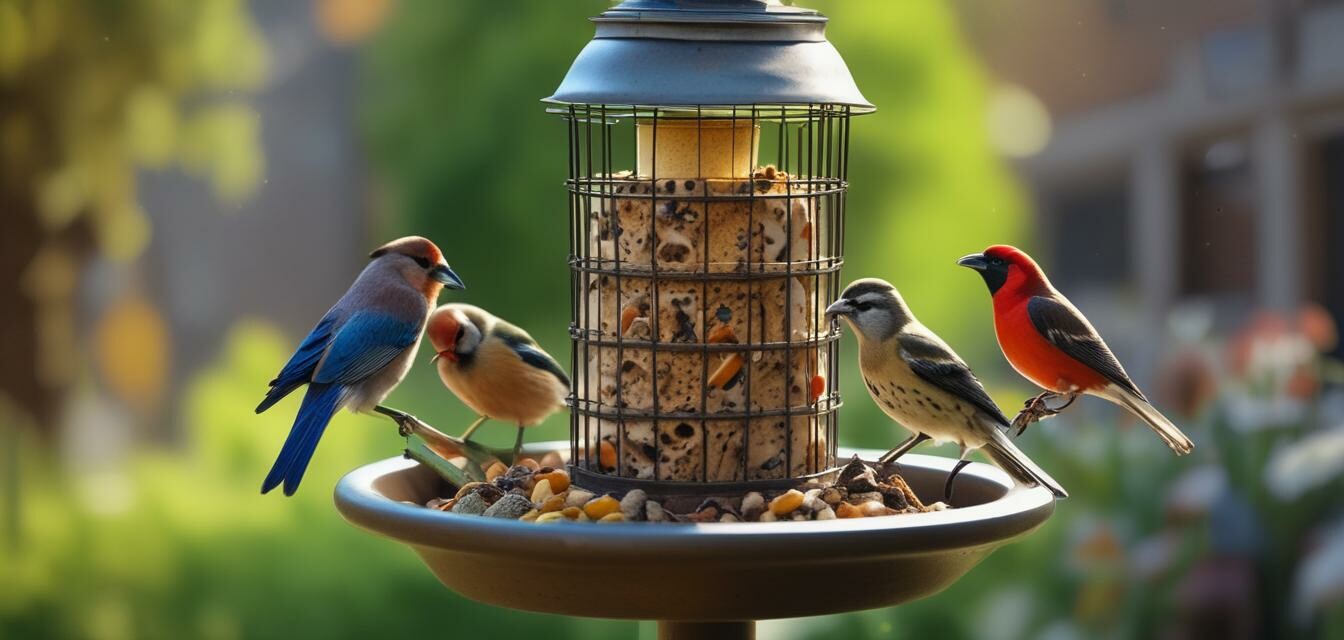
769;489;805;515
583;495;621;520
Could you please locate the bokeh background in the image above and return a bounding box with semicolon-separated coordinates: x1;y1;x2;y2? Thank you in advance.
2;0;1343;638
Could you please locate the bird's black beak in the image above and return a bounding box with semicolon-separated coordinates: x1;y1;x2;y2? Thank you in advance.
430;264;466;289
824;299;853;319
957;253;989;272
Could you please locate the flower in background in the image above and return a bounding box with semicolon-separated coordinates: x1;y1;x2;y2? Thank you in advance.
1174;557;1258;640
1224;308;1323;431
1128;532;1182;583
1159;348;1219;419
1298;303;1339;354
1293;518;1344;626
1165;465;1227;524
1264;427;1344;501
1067;519;1128;627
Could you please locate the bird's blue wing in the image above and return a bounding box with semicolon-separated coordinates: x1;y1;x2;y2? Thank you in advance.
261;382;345;496
312;311;422;385
256;315;338;413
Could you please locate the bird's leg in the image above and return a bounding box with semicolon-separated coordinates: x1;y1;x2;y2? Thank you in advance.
512;426;526;464
371;406;511;482
1011;391;1078;436
878;433;931;465
944;459;972;503
459;416;489;441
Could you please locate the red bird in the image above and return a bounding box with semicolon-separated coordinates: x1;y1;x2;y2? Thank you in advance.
958;245;1194;455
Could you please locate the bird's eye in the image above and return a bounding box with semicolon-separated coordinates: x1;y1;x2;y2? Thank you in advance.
412;256;432;269
854;301;873;312
990;257;1007;267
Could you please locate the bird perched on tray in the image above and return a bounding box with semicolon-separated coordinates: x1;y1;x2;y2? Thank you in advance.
255;236;466;496
958;245;1194;455
426;303;570;461
827;278;1067;499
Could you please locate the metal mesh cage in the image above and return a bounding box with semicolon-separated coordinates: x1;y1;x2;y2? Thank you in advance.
564;104;851;495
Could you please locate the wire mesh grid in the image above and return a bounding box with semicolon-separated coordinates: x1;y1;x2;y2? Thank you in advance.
566;104;850;494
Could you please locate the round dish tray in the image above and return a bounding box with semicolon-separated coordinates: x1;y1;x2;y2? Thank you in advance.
334;444;1056;637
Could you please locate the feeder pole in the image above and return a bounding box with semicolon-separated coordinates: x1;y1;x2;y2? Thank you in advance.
659;620;754;640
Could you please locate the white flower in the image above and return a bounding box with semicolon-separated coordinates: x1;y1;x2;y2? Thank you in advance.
1264;427;1344;501
1166;465;1227;519
1293;517;1344;625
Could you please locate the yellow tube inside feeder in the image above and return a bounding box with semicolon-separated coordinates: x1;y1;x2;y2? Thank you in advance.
637;119;759;179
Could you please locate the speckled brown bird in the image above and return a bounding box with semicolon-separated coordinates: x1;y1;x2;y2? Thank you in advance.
426;303;570;460
827;278;1067;499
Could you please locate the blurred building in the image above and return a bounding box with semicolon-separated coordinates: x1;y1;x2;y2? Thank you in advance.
108;0;381;442
954;0;1344;376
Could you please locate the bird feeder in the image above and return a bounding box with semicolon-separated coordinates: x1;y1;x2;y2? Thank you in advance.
547;0;872;496
336;3;1057;638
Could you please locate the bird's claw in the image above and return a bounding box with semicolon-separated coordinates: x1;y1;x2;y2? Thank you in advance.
1010;392;1077;436
373;405;426;437
389;413;418;437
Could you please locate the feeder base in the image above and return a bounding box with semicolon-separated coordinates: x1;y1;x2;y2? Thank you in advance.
335;443;1055;623
659;620;753;640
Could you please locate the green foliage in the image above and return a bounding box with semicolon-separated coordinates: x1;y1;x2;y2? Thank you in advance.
0;0;266;261
0;321;638;639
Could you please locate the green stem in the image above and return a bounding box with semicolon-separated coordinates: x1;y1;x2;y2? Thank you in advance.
404;438;477;487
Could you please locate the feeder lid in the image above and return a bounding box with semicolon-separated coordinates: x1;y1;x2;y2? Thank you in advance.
544;0;874;113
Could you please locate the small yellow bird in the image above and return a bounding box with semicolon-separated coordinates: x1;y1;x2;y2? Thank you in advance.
425;303;570;460
827;278;1067;499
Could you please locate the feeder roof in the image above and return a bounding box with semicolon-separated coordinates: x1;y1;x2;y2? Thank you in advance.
544;0;874;113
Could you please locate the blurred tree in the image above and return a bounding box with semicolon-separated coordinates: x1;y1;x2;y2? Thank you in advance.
0;0;266;434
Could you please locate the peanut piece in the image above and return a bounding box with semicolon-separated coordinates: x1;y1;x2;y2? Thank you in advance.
835;502;864;518
531;479;554;504
540;494;567;513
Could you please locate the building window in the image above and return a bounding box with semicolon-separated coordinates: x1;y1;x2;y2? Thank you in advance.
1180;138;1257;299
1313;131;1344;358
1045;180;1132;292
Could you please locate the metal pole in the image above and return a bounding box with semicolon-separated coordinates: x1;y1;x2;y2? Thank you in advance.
657;621;754;640
3;424;19;552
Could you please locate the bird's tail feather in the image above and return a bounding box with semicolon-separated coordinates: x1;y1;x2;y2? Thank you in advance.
1099;384;1194;455
261;383;344;496
255;381;301;414
982;428;1068;499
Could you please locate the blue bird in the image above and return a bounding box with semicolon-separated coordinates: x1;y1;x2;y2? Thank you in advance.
256;236;465;496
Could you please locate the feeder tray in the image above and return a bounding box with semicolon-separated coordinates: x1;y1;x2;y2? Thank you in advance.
335;444;1055;639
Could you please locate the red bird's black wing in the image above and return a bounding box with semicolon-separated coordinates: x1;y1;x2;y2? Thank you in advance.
1026;296;1143;398
899;332;1012;427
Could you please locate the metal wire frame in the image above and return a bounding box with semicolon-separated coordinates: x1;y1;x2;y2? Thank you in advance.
565;103;850;493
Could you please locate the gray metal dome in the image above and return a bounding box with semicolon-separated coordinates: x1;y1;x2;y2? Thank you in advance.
544;0;873;113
